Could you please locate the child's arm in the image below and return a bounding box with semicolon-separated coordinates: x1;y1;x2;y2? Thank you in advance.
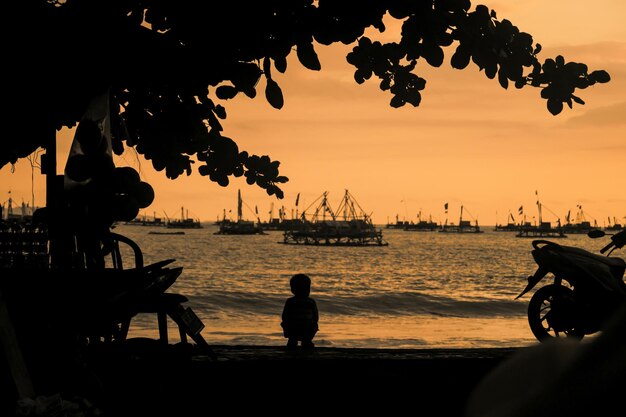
312;299;319;326
281;298;291;324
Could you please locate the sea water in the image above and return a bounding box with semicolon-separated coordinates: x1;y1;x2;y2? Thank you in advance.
114;224;606;349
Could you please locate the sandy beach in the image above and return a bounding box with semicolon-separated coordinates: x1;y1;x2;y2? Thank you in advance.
82;341;520;416
0;265;524;417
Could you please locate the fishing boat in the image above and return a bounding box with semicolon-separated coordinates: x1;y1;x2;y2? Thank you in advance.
281;190;388;246
439;205;483;234
515;195;566;238
257;202;282;230
125;211;166;227
215;190;266;235
166;207;203;229
561;206;600;234
494;210;521;232
516;222;567;238
494;222;520;232
258;198;305;231
386;215;411;229
403;212;439;232
605;216;625;232
1;193;38;226
605;224;624;232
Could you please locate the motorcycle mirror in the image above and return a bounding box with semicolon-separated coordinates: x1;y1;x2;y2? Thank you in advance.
587;230;606;239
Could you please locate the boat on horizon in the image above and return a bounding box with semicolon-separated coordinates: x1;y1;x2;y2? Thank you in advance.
439;205;483;234
404;212;439;232
386;215;411;229
515;195;566;238
280;190;388;246
605;216;625;231
125;211;166;227
561;206;601;235
493;222;520;232
516;221;567;238
494;209;521;232
257;197;305;231
166;207;203;229
1;193;38;226
215;190;266;235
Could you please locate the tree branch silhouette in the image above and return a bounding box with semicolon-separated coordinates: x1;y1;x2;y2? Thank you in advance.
7;0;610;199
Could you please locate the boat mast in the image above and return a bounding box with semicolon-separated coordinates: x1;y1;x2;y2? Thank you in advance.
535;190;542;225
237;189;243;222
7;193;13;218
295;193;300;220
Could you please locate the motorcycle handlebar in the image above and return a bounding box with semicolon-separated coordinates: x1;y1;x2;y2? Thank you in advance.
601;230;626;254
600;241;614;254
613;230;626;249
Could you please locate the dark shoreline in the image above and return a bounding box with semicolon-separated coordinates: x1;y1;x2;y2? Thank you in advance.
84;342;523;416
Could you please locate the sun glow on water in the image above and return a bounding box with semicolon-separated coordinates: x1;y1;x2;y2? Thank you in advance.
114;224;609;348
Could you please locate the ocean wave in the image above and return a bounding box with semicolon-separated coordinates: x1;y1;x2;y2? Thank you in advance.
186;290;527;318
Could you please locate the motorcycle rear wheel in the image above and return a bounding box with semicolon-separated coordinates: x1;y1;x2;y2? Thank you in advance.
528;284;584;342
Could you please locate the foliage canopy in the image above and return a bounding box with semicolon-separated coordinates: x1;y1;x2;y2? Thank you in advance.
7;0;610;199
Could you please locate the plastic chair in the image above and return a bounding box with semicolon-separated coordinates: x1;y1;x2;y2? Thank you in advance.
103;232;215;357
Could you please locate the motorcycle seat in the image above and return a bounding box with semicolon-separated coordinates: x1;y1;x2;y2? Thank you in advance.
559;245;626;269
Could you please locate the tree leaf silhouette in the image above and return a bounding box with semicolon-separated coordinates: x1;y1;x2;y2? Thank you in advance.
6;1;611;200
274;56;287;73
547;98;563;115
216;85;238;100
265;79;284;109
451;46;471;69
297;41;321;71
589;70;610;83
422;42;444;67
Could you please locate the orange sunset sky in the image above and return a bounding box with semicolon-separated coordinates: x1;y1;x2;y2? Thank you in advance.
2;1;625;226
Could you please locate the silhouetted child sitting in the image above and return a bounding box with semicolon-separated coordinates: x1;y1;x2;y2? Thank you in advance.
281;273;319;349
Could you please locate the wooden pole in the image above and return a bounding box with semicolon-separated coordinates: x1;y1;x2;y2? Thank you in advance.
42;126;58;268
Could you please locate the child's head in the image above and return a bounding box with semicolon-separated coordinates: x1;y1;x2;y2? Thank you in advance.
290;273;311;297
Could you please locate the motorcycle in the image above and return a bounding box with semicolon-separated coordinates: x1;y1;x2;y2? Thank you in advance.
515;228;626;342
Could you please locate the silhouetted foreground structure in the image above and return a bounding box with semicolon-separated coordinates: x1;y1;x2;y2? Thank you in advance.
81;344;518;416
1;306;516;416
